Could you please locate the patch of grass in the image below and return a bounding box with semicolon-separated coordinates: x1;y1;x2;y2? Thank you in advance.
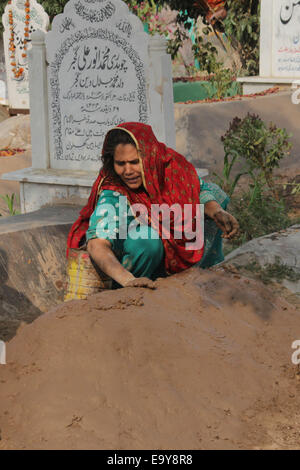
243;257;300;285
0;193;20;216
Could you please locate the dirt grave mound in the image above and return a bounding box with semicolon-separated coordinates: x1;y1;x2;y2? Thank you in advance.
0;267;299;450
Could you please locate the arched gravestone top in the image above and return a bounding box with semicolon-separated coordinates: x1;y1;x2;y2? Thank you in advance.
2;0;49;109
46;0;150;172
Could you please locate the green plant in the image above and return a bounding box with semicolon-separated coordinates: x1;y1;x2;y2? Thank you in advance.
166;26;190;60
221;114;292;199
213;153;247;198
127;1;194;63
126;0;168;36
205;67;239;100
39;0;68;22
0;0;260;76
139;0;260;75
0;193;20;216
192;28;221;75
152;0;260;76
224;0;260;75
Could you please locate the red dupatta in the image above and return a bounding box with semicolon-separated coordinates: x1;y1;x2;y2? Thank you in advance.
67;122;203;274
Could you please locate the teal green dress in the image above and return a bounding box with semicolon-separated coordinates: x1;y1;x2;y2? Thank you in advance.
86;178;229;279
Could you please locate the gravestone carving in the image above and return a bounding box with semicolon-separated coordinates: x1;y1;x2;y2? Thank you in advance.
46;0;149;171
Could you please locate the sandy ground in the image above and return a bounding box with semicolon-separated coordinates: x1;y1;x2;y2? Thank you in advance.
0;267;299;450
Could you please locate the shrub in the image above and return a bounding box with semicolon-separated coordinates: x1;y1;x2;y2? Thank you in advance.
221;113;292;200
215;113;295;249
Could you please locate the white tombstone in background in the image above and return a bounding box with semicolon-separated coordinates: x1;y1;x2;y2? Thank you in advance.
238;0;300;94
2;0;49;111
2;0;176;213
0;81;6;104
0;38;7;104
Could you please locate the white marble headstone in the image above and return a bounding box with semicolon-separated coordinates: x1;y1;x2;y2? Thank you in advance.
260;0;300;78
46;0;150;172
2;0;49;109
0;38;7;103
0;80;6;102
273;0;300;76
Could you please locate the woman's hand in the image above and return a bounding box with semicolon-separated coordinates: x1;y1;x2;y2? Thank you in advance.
204;201;239;240
124;277;157;290
88;238;136;287
212;209;239;240
88;240;157;289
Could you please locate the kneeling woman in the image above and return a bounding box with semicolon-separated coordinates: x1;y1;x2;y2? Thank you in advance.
67;123;239;289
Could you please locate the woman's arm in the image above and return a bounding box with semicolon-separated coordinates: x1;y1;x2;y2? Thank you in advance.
199;178;239;239
87;238;156;288
204;200;239;239
87;190;156;289
88;238;135;287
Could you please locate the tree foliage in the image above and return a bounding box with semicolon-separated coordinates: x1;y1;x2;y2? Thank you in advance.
134;0;261;75
38;0;69;22
0;0;260;74
223;0;260;75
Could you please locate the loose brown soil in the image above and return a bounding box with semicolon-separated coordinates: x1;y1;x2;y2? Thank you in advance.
0;267;299;450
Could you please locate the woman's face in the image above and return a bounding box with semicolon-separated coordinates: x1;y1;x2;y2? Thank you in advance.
113;143;143;190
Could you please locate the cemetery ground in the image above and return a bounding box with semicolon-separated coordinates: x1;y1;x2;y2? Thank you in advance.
0;268;299;450
0;92;299;449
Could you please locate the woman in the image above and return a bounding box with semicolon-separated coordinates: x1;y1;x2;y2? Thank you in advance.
67;122;239;289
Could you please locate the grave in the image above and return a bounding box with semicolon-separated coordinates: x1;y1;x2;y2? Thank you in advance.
237;0;300;94
2;0;49;112
2;0;176;213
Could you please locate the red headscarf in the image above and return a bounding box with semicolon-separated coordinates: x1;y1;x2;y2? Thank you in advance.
206;0;225;9
67;122;203;274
